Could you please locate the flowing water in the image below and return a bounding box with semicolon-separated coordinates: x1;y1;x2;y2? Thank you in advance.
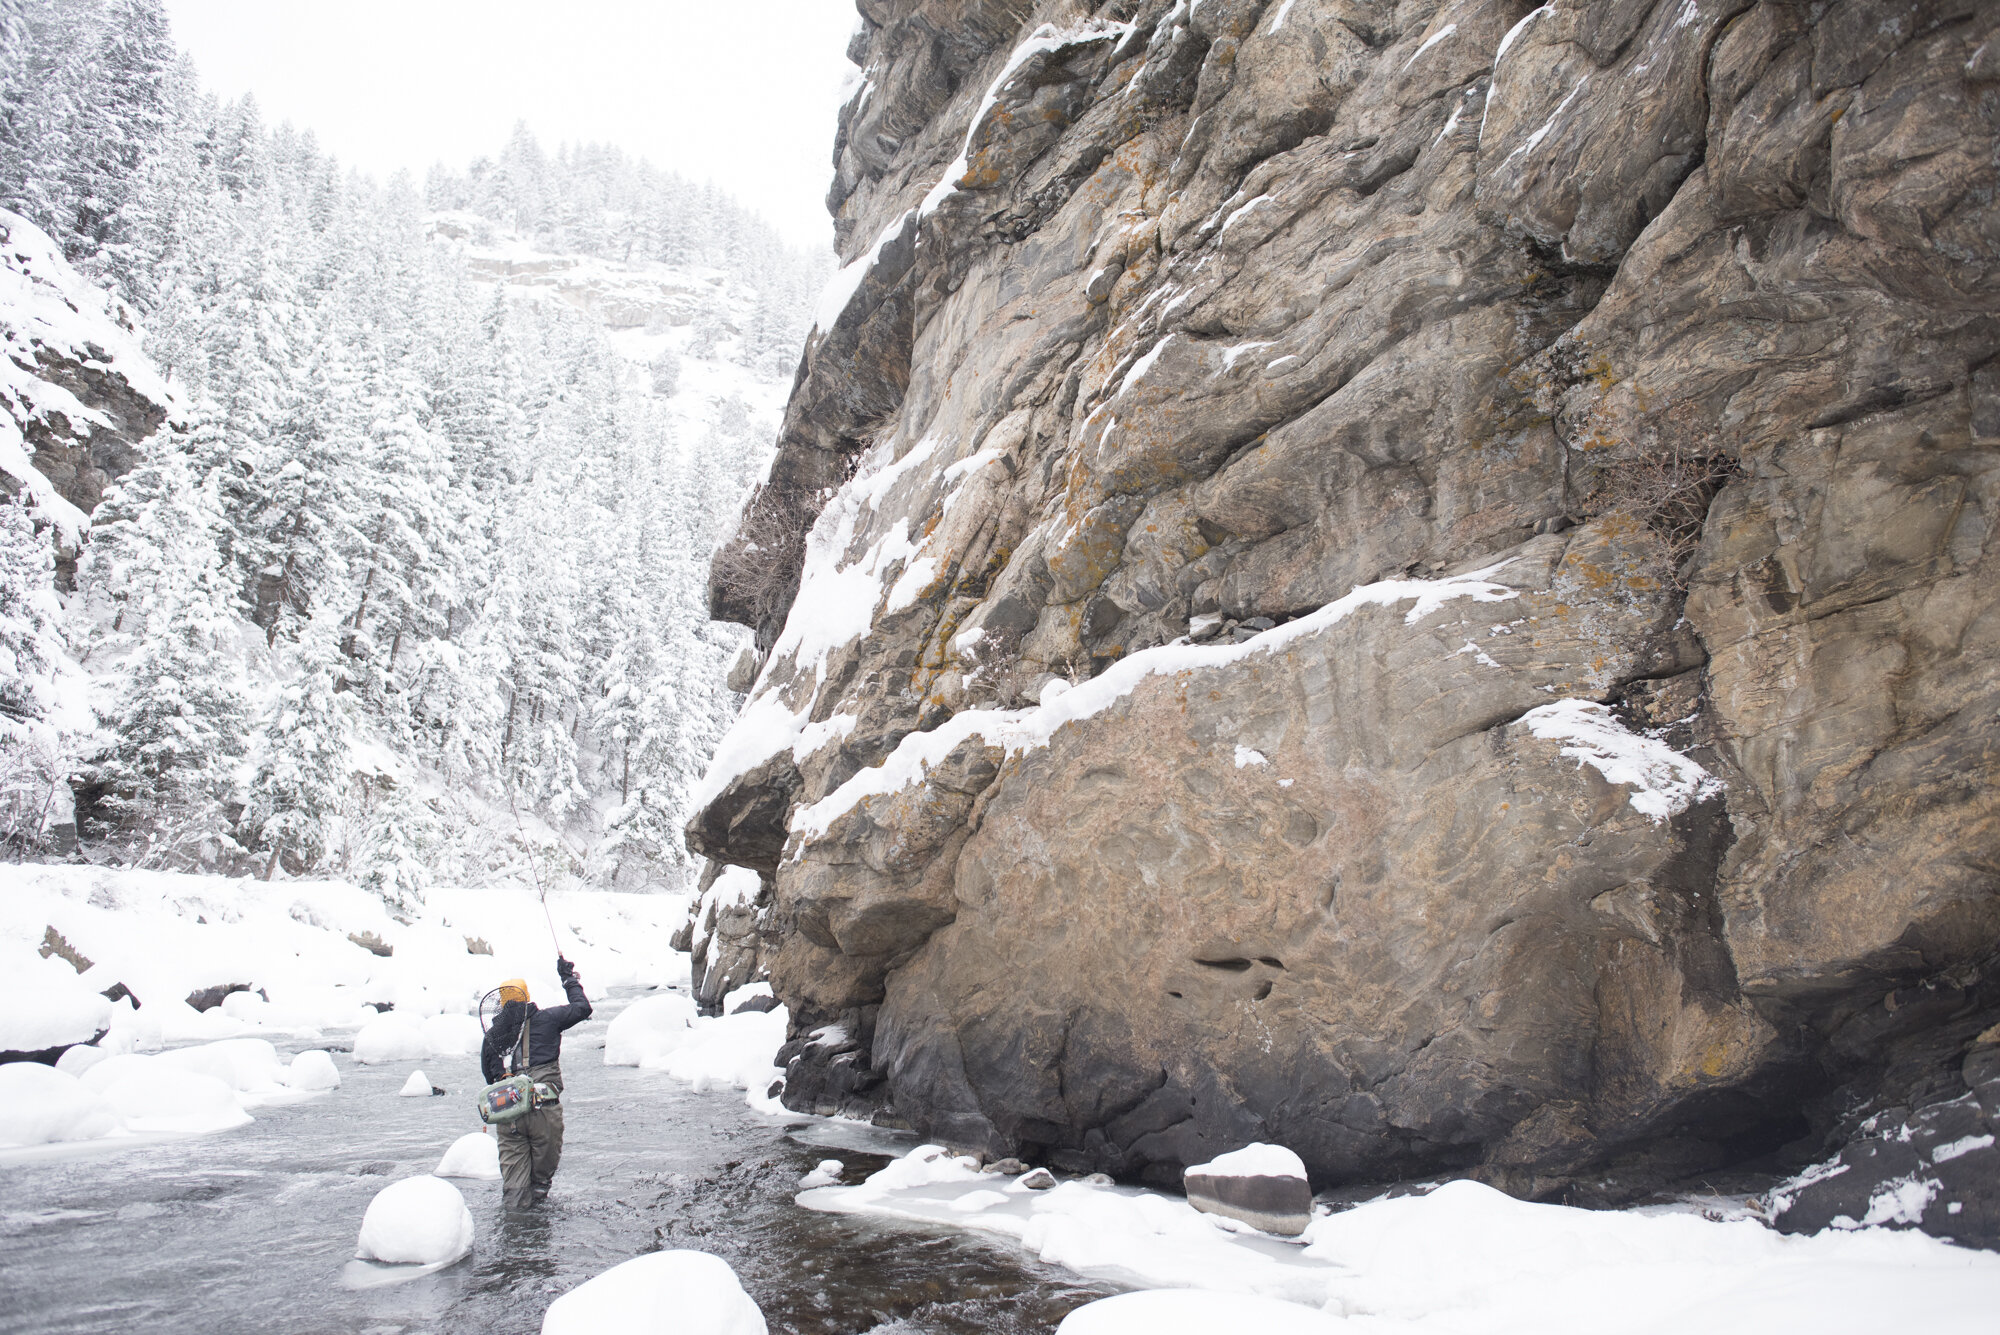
0;990;1116;1334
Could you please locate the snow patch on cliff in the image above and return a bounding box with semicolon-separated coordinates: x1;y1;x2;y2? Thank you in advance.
791;564;1522;840
1521;699;1721;822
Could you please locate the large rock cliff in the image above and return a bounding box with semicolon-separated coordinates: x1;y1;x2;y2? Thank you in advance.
695;0;2000;1234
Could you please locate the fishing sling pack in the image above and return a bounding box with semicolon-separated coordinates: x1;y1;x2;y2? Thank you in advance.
476;1011;537;1126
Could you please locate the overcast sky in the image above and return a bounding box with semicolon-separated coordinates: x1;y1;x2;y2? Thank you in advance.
160;1;860;250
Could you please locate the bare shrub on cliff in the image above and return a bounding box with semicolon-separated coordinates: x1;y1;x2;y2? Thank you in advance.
709;481;825;632
1596;403;1742;579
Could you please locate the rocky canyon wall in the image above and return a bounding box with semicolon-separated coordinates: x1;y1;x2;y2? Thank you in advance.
693;0;2000;1235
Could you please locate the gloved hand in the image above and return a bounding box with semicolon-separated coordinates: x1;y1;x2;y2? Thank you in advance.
556;955;575;981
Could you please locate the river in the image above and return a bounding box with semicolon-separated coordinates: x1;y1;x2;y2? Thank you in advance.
0;990;1115;1334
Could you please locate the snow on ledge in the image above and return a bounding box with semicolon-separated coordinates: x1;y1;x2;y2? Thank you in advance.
1189;1142;1307;1180
1521;699;1722;822
790;563;1521;841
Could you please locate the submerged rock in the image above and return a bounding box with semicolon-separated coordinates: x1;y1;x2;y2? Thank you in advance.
695;0;2000;1240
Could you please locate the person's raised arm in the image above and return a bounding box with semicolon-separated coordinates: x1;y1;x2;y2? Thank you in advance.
547;956;593;1028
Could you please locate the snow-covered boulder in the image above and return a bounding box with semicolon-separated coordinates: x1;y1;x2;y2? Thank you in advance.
799;1159;843;1189
285;1049;341;1091
399;1070;434;1097
435;1131;501;1180
1184;1143;1312;1237
355;1176;474;1266
650;1005;788;1112
1057;1291;1339;1335
98;1062;251;1135
541;1250;766;1335
353;1014;428;1064
603;993;697;1066
54;1043;111;1078
421;1013;483;1058
0;1061;124;1146
155;1037;287;1094
866;1145;985;1191
0;982;111;1054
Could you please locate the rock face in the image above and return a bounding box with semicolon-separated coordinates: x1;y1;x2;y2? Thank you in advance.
694;0;2000;1231
1;208;173;566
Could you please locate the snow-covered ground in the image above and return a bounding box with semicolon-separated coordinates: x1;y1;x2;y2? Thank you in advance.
803;1145;2000;1333
1;863;691;1053
0;862;798;1158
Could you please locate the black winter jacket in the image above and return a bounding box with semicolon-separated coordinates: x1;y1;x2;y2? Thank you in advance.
481;975;592;1082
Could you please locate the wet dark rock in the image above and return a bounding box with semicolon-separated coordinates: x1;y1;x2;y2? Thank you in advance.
184;983;250;1014
1185;1166;1313;1237
1018;1167;1056;1191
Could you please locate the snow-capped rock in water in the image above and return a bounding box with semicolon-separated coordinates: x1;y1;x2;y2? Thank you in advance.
540;1250;766;1335
602;993;697;1067
94;1063;249;1136
798;1159;844;1189
353;1016;431;1066
285;1050;341;1092
354;1176;474;1267
0;1061;124;1147
435;1131;501;1181
399;1070;434;1098
1184;1143;1312;1237
690;0;2000;1245
1058;1291;1338;1335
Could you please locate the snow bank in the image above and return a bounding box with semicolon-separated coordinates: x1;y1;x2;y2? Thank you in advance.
542;1249;766;1335
1059;1291;1338;1335
646;1005;789;1113
603;993;697;1066
0;865;690;1053
435;1131;501;1180
603;988;787;1114
355;1176;474;1266
99;1065;250;1135
0;978;111;1053
0;1061;123;1146
803;1155;2000;1328
399;1070;434;1097
153;1036;300;1107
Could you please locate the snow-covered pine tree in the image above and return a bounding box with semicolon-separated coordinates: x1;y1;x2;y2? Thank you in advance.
91;455;248;865
242;620;350;878
0;495;75;849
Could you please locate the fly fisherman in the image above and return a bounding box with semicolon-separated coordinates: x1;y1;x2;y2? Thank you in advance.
482;959;592;1209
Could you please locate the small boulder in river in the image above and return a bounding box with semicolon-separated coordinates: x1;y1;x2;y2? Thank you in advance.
1018;1167;1056;1191
1184;1144;1312;1237
435;1131;501;1180
398;1070;433;1097
541;1249;765;1335
354;1175;473;1266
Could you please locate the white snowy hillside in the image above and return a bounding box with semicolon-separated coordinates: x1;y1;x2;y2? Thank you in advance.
0;0;829;893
